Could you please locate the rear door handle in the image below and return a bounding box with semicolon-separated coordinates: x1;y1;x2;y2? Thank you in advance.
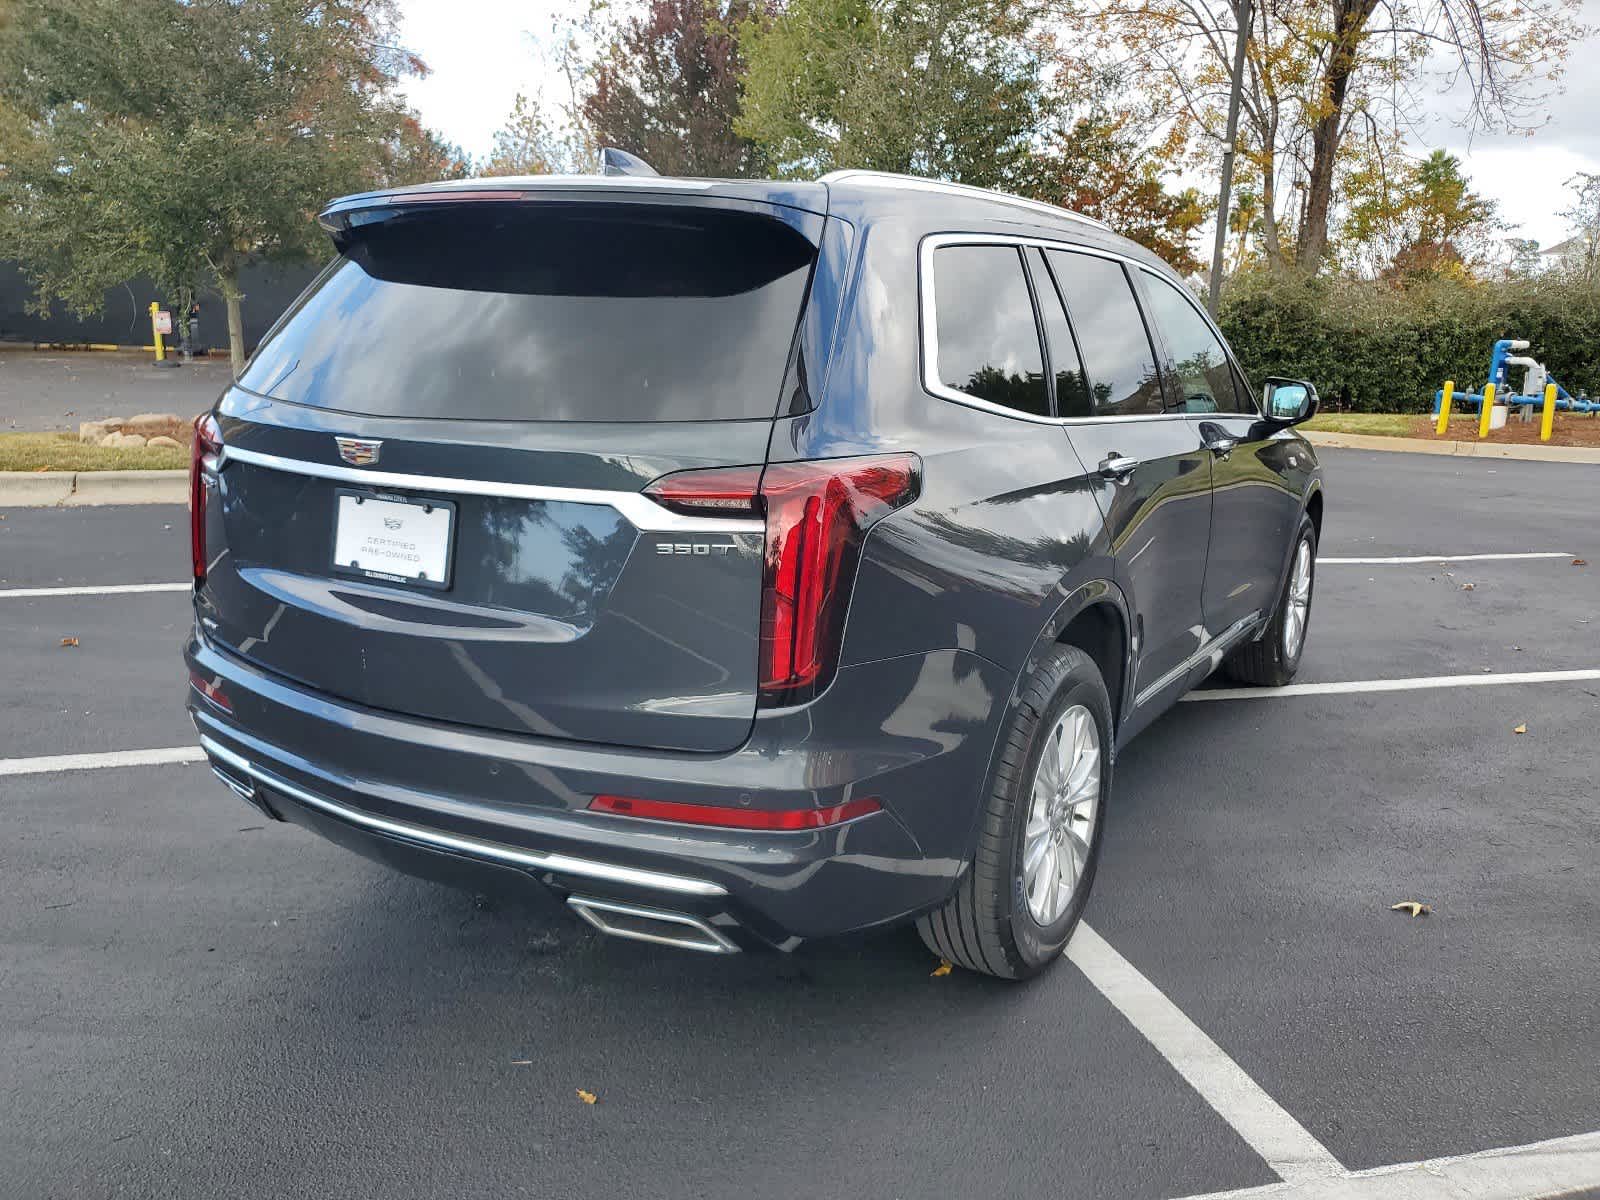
1201;432;1237;458
1098;455;1140;480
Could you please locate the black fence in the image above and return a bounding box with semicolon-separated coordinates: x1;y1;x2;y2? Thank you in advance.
0;260;322;352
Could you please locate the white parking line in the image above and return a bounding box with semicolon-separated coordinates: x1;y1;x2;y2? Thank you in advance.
1174;1129;1600;1199
0;746;205;777
0;582;190;599
1317;551;1571;564
1069;924;1345;1184
1186;668;1600;703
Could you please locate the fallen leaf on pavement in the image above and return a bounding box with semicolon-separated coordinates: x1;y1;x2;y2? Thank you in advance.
931;959;953;977
59;637;79;647
1460;582;1475;591
576;1089;598;1105
1513;723;1527;734
1390;901;1432;917
1575;559;1589;567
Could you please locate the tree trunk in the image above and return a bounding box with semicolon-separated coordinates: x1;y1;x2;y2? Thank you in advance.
1296;0;1376;270
218;270;245;377
1260;162;1282;265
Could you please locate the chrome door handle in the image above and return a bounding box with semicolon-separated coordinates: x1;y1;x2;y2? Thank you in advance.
1098;455;1140;479
1203;436;1237;459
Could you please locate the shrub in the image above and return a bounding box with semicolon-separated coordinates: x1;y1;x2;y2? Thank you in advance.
1217;271;1600;412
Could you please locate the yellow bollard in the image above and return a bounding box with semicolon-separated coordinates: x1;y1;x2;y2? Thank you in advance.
1478;381;1496;439
1436;381;1454;436
149;301;167;363
1540;382;1557;442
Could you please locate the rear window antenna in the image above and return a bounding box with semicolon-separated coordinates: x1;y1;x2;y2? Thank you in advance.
600;148;659;178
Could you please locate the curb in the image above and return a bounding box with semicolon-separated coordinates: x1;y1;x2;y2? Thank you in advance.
0;469;188;508
1304;430;1600;464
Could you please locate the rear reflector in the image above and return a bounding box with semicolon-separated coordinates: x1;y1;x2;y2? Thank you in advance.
189;670;231;712
589;793;882;831
643;454;920;707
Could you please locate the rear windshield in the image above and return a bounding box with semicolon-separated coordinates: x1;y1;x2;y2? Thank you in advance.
239;203;817;422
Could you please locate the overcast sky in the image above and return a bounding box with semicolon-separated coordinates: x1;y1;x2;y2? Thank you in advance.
395;0;1600;248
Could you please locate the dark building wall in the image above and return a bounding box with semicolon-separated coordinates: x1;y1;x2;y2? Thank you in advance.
0;260;323;351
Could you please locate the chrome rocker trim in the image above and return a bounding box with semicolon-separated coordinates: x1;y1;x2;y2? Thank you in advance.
197;735;728;899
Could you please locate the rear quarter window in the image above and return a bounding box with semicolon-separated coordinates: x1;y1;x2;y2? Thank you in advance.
239;203;817;422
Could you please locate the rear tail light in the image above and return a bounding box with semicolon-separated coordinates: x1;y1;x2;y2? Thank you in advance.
190;413;222;584
589;793;881;831
645;453;920;707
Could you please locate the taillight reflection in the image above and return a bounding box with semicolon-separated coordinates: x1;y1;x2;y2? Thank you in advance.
190;414;222;584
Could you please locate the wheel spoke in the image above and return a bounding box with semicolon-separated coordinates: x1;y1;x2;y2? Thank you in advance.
1029;842;1057;920
1023;822;1052;877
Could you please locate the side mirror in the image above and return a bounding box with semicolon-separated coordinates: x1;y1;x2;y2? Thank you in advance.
1263;377;1318;424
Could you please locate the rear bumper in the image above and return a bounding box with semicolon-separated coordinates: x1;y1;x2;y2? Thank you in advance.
185;629;1012;949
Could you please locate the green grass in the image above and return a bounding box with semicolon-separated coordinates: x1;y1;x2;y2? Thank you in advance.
1302;412;1416;437
0;431;188;472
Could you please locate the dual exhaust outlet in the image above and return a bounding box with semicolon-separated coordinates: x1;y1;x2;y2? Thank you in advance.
207;752;739;955
567;896;740;955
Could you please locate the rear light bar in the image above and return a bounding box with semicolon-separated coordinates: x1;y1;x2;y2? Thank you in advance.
589;793;881;831
644;454;920;706
189;414;222;585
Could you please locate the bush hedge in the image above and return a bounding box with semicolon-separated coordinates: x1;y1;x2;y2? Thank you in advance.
1217;271;1600;412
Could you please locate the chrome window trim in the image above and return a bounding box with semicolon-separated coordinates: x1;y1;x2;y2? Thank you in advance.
1133;265;1263;420
919;232;1259;427
823;170;1113;232
218;445;764;535
199;735;729;898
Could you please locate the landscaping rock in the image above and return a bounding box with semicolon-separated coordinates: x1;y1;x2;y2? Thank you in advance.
78;418;124;444
103;432;148;448
146;435;183;450
123;412;186;440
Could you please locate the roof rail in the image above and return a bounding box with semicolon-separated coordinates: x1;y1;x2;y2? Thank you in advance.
817;170;1112;233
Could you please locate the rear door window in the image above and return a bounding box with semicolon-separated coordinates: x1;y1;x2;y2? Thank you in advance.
1046;250;1165;418
1030;249;1091;419
931;245;1049;418
238;203;817;422
1140;273;1251;414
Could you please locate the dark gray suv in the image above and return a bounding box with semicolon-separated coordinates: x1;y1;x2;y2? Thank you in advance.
186;168;1322;979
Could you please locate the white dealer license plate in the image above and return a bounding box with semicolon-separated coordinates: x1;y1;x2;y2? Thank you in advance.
332;491;455;589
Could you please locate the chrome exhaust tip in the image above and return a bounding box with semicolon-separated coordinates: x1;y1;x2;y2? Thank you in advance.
567;896;739;955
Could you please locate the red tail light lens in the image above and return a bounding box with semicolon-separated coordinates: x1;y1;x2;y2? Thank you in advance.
644;453;920;707
589;793;881;831
190;414;222;584
758;455;919;704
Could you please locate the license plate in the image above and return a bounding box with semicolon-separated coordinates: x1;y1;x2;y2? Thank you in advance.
332;491;454;589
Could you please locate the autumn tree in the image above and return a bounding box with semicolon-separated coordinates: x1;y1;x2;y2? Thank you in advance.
1053;0;1587;272
1342;149;1499;279
0;0;435;372
583;0;769;177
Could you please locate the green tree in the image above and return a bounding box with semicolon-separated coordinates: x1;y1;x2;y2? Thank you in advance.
0;0;432;372
583;0;770;177
735;0;1049;190
1557;171;1600;284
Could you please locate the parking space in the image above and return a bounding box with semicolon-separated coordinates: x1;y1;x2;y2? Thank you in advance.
3;446;1598;1199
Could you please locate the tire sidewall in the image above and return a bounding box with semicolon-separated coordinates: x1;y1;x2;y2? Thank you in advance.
1005;663;1113;968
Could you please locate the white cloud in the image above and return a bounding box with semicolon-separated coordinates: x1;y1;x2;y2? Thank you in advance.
395;0;579;160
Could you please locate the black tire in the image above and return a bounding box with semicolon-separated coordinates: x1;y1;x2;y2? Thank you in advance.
916;645;1112;980
1223;514;1316;687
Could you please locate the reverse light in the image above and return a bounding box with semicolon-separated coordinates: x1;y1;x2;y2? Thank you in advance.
644;454;920;707
189;413;222;584
589;793;882;831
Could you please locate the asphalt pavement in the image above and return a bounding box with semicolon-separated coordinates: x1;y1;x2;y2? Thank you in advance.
0;348;232;432
2;447;1597;1200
